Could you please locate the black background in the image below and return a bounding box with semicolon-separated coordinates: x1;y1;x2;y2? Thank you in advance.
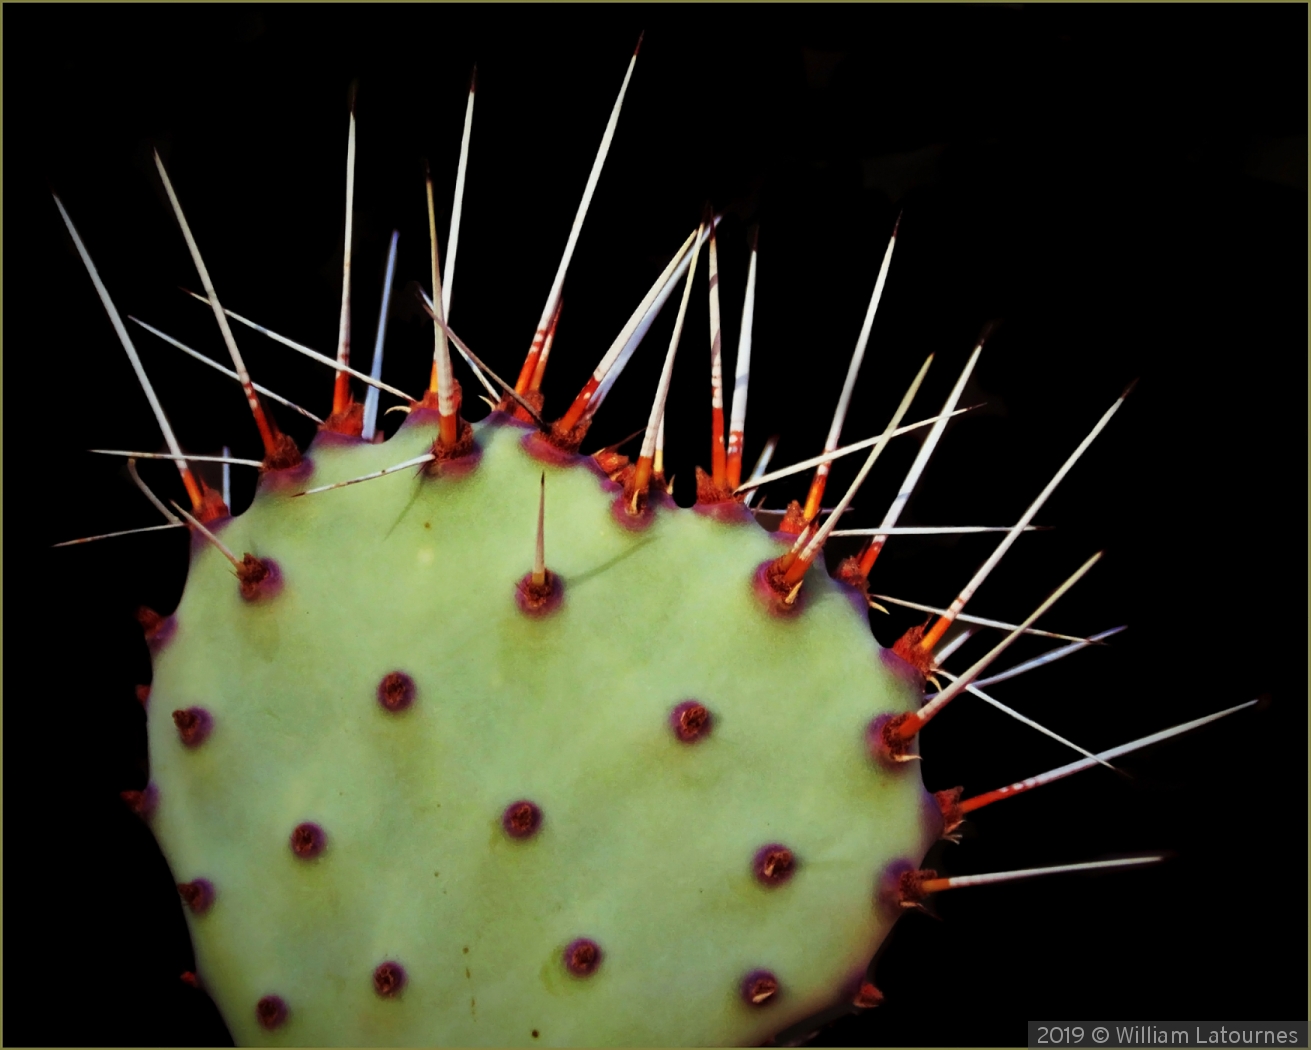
5;5;1306;1047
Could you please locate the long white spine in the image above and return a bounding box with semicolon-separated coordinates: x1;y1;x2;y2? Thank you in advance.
815;223;898;480
728;240;758;444
53;194;193;487
590;222;719;417
529;48;639;356
939;391;1131;625
362;231;400;441
443;76;475;321
639;225;706;463
336;110;356;374
872;343;982;535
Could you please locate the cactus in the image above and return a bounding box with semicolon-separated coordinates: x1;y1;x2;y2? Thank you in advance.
17;10;1300;1048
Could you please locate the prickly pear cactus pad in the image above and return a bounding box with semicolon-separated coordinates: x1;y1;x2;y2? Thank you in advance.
149;418;937;1047
13;7;1306;1049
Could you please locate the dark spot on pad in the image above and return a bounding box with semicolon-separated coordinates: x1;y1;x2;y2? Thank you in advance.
172;707;213;747
891;622;938;677
290;822;326;859
373;961;407;997
866;711;918;766
609;490;658;532
237;555;282;602
514;570;564;617
741;969;780;1006
321;400;365;439
877;857;925;917
136;605;165;635
177;878;215;914
894;867;936;910
377;672;416;712
263;431;304;472
120;783;158;820
256;995;287;1029
532;1030;540;1039
424;414;479;468
753;844;796;886
853;980;885;1009
750;561;805;618
563;938;602;977
502;800;543;839
670;700;713;743
136;606;176;652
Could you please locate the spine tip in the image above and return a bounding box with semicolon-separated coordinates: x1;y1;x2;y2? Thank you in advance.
978;317;1002;345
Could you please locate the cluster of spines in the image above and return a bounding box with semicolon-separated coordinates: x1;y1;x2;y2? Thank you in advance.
56;33;1258;1039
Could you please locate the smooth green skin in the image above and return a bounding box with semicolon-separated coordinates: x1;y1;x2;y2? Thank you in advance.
146;415;936;1047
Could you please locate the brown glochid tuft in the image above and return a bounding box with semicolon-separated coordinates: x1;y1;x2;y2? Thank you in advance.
563;938;602;977
373;961;407;997
741;969;779;1006
753;844;797;886
177;878;216;914
255;995;288;1030
670;700;713;743
172;707;213;747
377;671;416;713
502;800;543;839
289;822;326;859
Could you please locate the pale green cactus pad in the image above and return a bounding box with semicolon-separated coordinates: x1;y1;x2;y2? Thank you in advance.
145;415;937;1047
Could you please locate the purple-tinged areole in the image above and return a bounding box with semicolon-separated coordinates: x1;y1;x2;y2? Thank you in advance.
421;431;483;480
377;671;416;713
740;969;780;1006
256;455;313;494
373;961;407;997
514;572;564;618
669;700;713;743
289;822;326;859
172;707;213;748
609;491;658;532
237;556;283;603
563;938;602;977
750;561;806;618
878;641;926;693
876;857;924;918
120;782;159;820
865;711;918;768
255;995;288;1030
137;606;177;654
521;428;583;468
502;800;543;839
853;980;884;1009
177;878;216;914
752;843;797;886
